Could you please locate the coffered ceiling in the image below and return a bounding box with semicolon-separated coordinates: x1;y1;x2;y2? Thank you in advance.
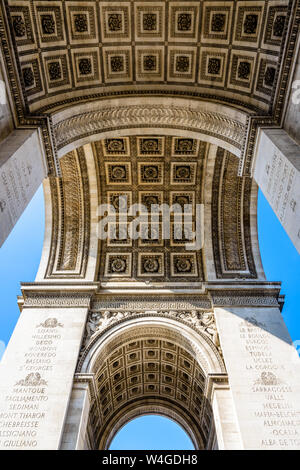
5;0;291;114
43;135;258;283
94;135;207;284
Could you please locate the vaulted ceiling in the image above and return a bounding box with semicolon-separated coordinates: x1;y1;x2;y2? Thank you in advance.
4;0;292;114
94;135;207;283
42;135;258;284
92;337;209;449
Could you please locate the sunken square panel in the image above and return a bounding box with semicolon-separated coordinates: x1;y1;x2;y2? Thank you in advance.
34;1;66;47
9;2;36;50
128;385;143;398
171;137;199;157
162;350;177;363
42;51;71;92
103;46;132;83
105;163;132;185
127;374;142;388
135;2;165;42
137;137;165;156
138;253;164;277
144;383;159;394
100;2;131;43
104;253;132;278
254;53;277;99
168;46;197;82
178;380;190;395
143;349;159;361
262;1;288;51
65;1;98;44
144;362;159;372
233;1;265;48
138;163;164;185
201;1;233;44
161;374;175;386
102;137;130;157
170;222;196;247
228;50;257;92
145;372;159;384
126;350;142;364
106;191;133;214
138;191;164;213
135;47;164;82
161;363;175;375
126;341;141;351
113;382;126;395
179;355;193;372
20;55;44;99
109;355;124;372
128;363;142;376
71;48;101;86
198;48;228;87
160;385;176;398
168;2;200;42
170;162;197;185
170;253;198;277
138;223;163;247
107;222;132;247
170;191;195;213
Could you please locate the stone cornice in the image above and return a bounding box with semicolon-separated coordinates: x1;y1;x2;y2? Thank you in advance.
22;293;93;308
19;282;98;309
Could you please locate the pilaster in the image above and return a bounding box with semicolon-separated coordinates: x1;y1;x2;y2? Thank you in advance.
0;284;97;450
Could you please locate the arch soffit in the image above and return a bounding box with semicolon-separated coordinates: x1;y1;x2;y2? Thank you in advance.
51;97;249;159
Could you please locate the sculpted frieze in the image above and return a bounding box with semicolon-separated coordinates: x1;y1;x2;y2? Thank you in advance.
82;309;219;350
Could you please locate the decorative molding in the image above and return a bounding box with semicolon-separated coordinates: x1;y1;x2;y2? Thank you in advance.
23;293;92;308
53;105;246;151
211;292;280;307
90;296;212;311
74;373;98;402
212;149;257;279
45;148;90;278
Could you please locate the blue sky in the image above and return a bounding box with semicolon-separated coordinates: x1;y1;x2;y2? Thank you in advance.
109;415;194;450
0;185;299;449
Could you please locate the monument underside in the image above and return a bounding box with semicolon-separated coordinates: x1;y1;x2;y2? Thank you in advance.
0;0;300;450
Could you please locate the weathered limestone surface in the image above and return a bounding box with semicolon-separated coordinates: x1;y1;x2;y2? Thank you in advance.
211;384;243;450
0;307;87;450
0;129;47;247
254;128;300;253
60;383;91;450
215;306;300;450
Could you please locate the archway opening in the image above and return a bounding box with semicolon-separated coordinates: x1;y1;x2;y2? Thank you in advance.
109;415;195;450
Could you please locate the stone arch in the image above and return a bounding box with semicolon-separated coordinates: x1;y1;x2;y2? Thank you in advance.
35;129;264;283
65;316;232;450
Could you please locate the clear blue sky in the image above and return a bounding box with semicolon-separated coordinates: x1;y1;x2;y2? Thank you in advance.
0;185;299;449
